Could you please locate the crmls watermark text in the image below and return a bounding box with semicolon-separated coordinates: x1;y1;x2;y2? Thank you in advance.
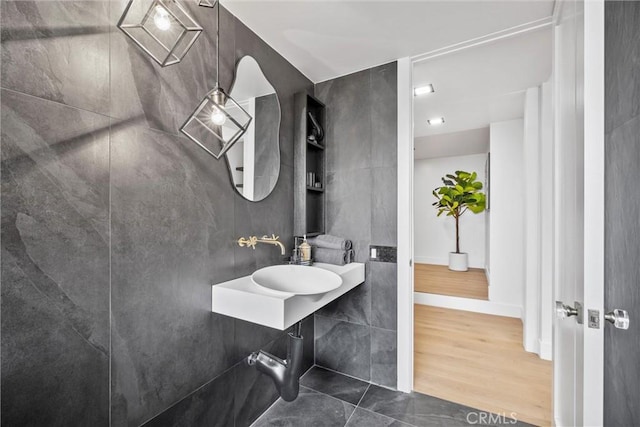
466;411;519;425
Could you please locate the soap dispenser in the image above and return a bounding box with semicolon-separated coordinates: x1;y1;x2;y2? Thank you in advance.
299;235;311;262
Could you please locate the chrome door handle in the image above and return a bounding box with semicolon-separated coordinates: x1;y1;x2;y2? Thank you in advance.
605;309;630;330
556;301;583;323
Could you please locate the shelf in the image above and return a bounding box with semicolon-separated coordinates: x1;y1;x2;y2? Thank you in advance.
307;140;325;150
295;92;326;237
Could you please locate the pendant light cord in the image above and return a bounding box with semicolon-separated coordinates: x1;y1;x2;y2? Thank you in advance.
216;0;220;85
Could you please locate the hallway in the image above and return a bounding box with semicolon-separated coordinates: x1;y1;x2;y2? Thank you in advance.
414;305;552;426
414;263;488;300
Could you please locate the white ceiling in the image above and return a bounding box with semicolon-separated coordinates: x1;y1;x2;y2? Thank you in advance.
414;127;489;160
413;26;552;138
224;1;555;83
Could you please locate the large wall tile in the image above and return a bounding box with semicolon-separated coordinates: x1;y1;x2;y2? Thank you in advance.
1;0;110;115
604;2;640;133
315;316;371;381
370;262;397;331
110;124;237;426
142;367;235;427
233;165;294;277
1;89;110;425
370;62;398;168
314;63;397;389
317;258;372;326
233;14;311;170
371;328;397;388
316;279;371;326
2;2;314;424
371;166;398;247
604;114;640;425
316;69;372;172
301;315;315;373
325;168;372;263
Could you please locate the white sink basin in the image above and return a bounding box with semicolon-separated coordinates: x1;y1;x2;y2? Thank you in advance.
251;265;342;295
213;262;365;330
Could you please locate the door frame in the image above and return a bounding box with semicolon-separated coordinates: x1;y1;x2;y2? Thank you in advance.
396;16;556;395
396;57;414;393
577;0;605;423
396;2;605;423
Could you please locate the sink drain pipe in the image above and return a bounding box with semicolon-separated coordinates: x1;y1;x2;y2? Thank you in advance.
247;322;304;401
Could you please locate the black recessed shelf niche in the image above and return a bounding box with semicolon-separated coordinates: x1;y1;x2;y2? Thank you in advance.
294;92;326;237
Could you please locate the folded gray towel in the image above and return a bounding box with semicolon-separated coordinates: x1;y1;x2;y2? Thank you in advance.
313;247;354;266
308;234;352;251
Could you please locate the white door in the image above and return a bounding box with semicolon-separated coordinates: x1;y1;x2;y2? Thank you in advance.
553;0;605;426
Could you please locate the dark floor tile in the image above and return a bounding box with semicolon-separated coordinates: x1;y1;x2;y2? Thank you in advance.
359;386;531;427
345;408;412;427
300;367;369;405
252;387;355;427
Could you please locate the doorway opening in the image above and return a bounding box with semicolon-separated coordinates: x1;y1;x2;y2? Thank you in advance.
409;23;554;427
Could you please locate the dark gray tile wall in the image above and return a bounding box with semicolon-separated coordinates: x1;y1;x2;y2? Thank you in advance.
604;3;640;426
314;62;398;388
1;1;313;426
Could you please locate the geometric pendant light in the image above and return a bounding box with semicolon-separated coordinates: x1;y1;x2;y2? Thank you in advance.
117;0;203;67
197;0;217;7
180;1;252;160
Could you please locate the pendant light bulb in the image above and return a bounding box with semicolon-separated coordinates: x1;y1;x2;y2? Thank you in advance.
211;107;226;125
153;6;171;31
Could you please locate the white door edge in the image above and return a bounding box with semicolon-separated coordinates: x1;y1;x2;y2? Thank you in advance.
396;56;414;394
581;0;605;424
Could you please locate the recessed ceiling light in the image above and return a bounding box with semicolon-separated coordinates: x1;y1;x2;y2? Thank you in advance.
427;117;445;126
414;84;435;96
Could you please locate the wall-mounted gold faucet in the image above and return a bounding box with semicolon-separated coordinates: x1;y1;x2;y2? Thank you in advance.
237;234;286;255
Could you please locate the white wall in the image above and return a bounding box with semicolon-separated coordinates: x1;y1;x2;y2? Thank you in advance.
538;81;553;360
489;119;524;309
522;84;554;361
414;154;487;268
523;87;541;354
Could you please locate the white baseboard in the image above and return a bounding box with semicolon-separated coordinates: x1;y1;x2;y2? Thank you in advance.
414;256;447;265
524;335;540;355
414;292;522;318
538;339;552;361
414;256;485;269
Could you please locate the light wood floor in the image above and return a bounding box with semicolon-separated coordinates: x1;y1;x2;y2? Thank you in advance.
414;263;489;300
414;305;552;426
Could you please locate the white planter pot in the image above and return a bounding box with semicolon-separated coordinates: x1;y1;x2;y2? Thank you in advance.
448;252;469;272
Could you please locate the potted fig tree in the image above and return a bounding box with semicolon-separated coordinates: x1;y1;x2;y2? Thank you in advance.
432;170;486;271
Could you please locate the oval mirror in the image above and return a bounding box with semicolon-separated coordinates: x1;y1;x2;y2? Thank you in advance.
225;56;281;201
